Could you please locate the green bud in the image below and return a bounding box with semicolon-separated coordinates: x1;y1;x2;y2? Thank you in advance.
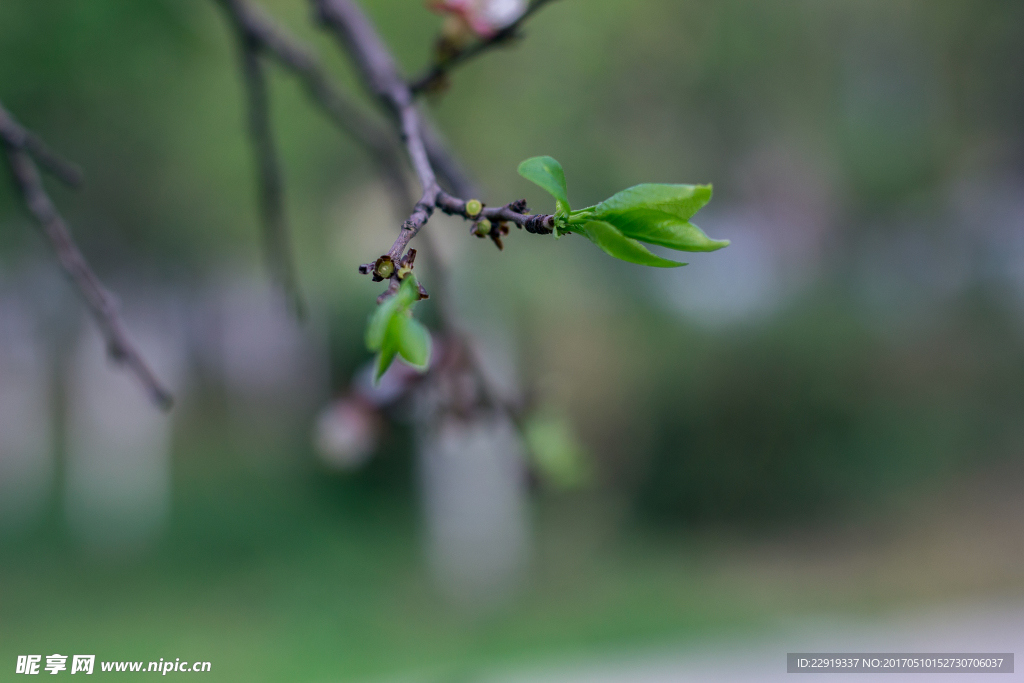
474;218;492;237
465;199;483;217
397;265;413;280
374;257;395;279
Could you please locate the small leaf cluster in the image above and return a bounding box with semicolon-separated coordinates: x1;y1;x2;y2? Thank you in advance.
365;275;431;383
518;156;729;268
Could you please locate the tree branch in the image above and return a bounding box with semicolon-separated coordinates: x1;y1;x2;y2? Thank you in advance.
236;35;306;317
312;0;554;280
215;0;475;219
311;0;546;418
0;101;173;410
2;123;84;189
409;0;562;95
214;0;414;215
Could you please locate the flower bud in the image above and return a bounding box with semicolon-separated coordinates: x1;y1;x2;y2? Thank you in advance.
374;256;395;279
465;199;483;217
474;218;492;237
427;0;526;39
315;397;380;471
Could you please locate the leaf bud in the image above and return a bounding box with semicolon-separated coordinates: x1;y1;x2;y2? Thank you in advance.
474;218;492;237
374;256;395;280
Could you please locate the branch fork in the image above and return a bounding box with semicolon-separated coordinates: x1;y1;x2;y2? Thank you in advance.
2;0;561;413
310;0;557;304
0;101;173;409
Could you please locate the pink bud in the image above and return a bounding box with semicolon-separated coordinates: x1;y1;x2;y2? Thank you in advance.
428;0;526;39
314;396;380;470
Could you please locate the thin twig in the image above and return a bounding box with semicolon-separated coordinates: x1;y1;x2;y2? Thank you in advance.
314;0;437;189
409;0;562;95
214;0;413;216
236;34;306;317
0;101;173;410
0;107;84;188
312;0;443;260
313;0;553;273
311;0;539;417
23;133;84;189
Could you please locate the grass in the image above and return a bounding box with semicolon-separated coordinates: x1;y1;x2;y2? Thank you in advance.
4;419;1023;683
0;431;768;683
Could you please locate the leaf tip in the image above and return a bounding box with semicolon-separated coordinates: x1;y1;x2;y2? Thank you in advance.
373;356;387;386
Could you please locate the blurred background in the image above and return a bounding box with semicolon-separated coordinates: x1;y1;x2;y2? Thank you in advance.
2;0;1024;680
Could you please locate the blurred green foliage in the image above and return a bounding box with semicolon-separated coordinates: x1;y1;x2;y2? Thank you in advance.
636;292;1024;524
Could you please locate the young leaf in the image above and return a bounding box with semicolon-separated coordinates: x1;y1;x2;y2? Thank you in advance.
577;220;686;268
394;275;422;307
591;183;712;222
394;314;431;370
518;156;571;215
365;293;401;351
365;275;422;351
598;211;727;252
374;343;399;383
367;274;432;383
374;314;403;382
582;184;728;252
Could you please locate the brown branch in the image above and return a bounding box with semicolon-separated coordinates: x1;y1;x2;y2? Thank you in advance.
236;35;306;317
214;0;413;215
0;101;173;410
312;0;444;265
4;122;84;189
313;0;553;276
311;0;538;418
409;0;562;95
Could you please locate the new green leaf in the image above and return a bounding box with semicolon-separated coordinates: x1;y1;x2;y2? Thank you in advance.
394;314;430;370
579;184;728;253
518;156;571;216
514;158;727;267
577;221;686;268
365;294;401;351
374;326;400;382
365;276;431;383
593;183;712;222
